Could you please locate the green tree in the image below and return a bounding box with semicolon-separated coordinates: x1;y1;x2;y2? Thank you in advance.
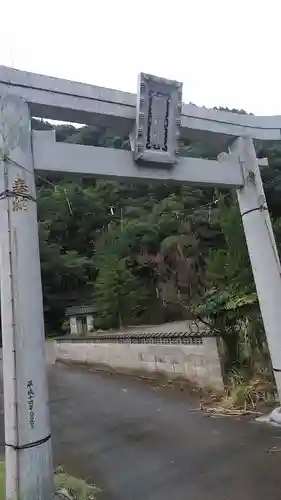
196;195;260;371
94;257;147;329
31;114;281;383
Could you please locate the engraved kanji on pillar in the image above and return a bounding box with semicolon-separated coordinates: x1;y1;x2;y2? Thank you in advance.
11;176;29;212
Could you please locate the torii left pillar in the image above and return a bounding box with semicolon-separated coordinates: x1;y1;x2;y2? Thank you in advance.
0;95;53;500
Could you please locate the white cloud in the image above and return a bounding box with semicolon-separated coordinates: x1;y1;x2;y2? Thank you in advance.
1;0;281;115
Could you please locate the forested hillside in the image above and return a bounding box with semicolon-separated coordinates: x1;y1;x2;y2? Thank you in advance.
33;114;281;372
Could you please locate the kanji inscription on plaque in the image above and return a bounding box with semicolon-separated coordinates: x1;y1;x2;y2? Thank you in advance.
135;73;182;166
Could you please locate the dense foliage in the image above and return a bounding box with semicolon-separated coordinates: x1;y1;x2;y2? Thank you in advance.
34;117;281;372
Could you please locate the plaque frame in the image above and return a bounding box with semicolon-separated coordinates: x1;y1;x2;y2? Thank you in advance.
134;73;182;166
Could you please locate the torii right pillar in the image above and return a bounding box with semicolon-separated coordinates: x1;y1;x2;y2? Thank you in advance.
230;136;281;401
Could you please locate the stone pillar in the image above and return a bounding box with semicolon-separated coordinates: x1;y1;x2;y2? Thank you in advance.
86;314;94;333
69;316;78;335
0;94;53;499
231;136;281;402
77;318;83;336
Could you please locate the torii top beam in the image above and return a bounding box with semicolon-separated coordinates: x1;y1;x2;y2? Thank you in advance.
0;65;281;149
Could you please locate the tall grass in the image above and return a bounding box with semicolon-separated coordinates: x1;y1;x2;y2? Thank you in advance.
221;368;277;409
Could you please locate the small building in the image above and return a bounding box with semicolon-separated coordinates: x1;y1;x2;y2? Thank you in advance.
65;305;96;336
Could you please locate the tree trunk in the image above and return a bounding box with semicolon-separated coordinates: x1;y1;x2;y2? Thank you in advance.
223;332;239;373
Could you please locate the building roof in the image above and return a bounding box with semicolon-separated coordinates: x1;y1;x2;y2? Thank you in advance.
65;305;97;316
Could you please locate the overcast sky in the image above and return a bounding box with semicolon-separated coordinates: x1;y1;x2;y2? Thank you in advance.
1;0;280;116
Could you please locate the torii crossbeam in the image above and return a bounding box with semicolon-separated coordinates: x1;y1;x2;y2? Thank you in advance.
0;67;281;500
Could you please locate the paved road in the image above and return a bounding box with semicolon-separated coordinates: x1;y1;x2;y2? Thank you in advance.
47;364;281;500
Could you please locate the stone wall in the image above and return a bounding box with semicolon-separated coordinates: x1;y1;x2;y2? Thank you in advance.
47;337;223;391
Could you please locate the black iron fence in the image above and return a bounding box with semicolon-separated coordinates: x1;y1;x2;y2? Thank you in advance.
56;328;218;345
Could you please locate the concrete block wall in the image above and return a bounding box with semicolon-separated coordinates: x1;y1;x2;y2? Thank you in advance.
45;341;56;365
48;337;224;391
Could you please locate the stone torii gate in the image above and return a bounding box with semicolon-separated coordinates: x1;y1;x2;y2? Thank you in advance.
0;66;281;500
